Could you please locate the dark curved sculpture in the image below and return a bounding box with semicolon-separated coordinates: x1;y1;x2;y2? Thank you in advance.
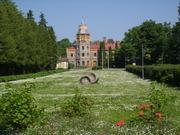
79;72;99;84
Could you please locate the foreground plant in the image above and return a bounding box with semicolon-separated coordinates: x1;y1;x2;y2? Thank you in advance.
0;83;42;131
62;88;93;117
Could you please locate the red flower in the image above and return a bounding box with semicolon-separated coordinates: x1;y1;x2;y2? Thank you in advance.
116;120;125;126
155;112;162;121
138;111;145;117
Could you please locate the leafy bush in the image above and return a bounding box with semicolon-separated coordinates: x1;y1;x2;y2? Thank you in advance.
132;83;175;124
62;89;93;117
126;64;180;86
0;83;42;131
149;83;173;113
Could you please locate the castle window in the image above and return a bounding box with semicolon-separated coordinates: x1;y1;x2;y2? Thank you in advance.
87;61;89;65
82;46;84;50
82;61;85;65
71;53;73;57
82;53;85;57
94;53;97;57
87;53;89;56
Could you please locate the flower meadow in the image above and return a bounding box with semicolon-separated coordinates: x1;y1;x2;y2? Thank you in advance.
0;69;179;134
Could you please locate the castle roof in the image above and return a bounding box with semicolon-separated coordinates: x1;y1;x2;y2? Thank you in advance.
67;46;76;51
90;43;99;50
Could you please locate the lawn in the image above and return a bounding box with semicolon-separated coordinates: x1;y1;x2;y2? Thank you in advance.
0;69;179;134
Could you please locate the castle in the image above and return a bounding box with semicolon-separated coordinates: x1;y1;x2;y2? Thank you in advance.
66;21;120;68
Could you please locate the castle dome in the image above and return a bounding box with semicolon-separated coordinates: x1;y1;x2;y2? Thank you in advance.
77;23;89;34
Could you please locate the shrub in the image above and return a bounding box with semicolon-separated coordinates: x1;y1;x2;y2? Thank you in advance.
132;83;175;124
0;83;42;131
62;89;93;117
126;64;180;86
149;83;172;113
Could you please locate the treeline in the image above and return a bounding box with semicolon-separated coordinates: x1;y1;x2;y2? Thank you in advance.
115;3;180;67
0;0;57;75
98;41;116;68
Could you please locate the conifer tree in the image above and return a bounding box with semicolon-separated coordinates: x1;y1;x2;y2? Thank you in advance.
39;13;47;28
27;10;34;21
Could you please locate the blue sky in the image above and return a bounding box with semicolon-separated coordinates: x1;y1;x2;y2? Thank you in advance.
13;0;179;42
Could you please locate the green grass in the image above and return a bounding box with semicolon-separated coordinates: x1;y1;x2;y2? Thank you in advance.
0;68;179;134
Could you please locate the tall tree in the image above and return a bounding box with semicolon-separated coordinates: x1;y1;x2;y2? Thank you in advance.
108;47;113;68
57;38;71;57
47;26;58;69
27;10;34;21
0;0;26;74
39;13;47;28
0;0;58;75
167;3;180;64
98;41;105;67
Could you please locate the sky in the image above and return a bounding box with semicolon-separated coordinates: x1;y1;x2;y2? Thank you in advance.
12;0;179;42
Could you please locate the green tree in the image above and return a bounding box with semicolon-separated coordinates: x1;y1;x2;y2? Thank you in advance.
168;24;180;64
98;41;106;67
39;13;47;28
47;26;58;69
0;0;58;75
57;38;71;57
108;47;113;68
27;10;34;21
0;0;26;74
119;20;171;66
167;3;180;64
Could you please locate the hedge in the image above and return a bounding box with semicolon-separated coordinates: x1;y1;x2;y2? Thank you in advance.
0;68;67;83
126;64;180;87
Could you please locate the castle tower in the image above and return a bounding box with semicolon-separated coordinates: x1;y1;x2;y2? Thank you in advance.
76;19;91;67
76;24;90;42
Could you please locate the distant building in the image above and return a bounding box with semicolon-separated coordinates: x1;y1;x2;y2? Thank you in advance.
56;58;68;69
66;21;120;68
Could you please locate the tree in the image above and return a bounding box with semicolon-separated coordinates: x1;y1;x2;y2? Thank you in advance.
0;0;57;75
57;38;71;57
47;26;58;69
27;10;34;21
167;2;180;64
119;20;171;66
98;41;105;67
0;0;26;74
39;13;47;28
108;47;113;68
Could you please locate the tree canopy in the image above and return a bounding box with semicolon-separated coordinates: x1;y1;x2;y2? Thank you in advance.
57;38;71;57
115;20;172;66
0;0;57;75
